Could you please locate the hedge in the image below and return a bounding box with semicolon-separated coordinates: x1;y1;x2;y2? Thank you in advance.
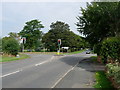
100;37;120;63
106;63;120;88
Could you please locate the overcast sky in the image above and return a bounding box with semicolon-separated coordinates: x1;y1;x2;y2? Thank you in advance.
1;1;92;37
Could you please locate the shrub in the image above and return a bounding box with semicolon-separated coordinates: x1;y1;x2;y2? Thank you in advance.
106;63;120;85
2;37;20;56
100;37;120;63
114;70;120;84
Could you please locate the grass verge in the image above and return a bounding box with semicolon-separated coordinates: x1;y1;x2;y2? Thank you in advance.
64;49;85;55
94;71;114;88
23;52;63;55
23;49;85;55
90;56;98;63
0;53;30;62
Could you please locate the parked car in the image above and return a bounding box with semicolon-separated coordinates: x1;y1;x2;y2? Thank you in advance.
86;50;90;54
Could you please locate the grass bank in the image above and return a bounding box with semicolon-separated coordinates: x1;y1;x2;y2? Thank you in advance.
23;49;86;55
23;52;61;55
64;49;86;55
0;53;30;62
90;56;98;63
91;56;114;88
94;71;114;88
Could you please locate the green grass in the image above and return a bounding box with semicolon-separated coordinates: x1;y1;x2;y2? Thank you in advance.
64;49;85;55
24;52;63;55
91;56;98;63
0;53;30;62
94;71;114;88
24;50;85;55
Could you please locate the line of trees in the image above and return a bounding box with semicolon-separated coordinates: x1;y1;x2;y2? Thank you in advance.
76;2;120;88
76;2;120;58
1;19;88;56
76;2;120;46
42;21;88;52
76;2;120;63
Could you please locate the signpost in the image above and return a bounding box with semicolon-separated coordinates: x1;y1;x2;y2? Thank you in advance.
57;39;61;55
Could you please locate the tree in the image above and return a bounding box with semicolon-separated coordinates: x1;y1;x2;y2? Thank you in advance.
42;21;85;52
0;38;2;52
8;32;19;39
76;2;120;46
19;19;44;50
2;37;20;56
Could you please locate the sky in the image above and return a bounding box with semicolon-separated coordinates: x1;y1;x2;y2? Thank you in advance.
1;0;92;37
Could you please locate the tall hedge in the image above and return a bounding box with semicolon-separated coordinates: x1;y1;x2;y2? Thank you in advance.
100;37;120;62
2;37;20;56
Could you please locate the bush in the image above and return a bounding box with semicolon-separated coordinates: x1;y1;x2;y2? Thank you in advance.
100;37;120;62
2;37;20;56
106;63;120;77
114;70;120;84
106;63;120;85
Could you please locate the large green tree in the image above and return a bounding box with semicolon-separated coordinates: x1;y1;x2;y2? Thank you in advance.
42;21;84;52
19;19;44;50
76;2;120;45
8;32;19;39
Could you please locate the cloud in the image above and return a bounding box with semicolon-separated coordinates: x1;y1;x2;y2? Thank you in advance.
2;2;87;37
2;0;93;2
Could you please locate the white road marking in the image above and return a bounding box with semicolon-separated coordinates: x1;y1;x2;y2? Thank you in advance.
51;62;79;88
35;56;55;66
35;61;48;66
1;70;22;78
79;68;86;71
1;56;56;78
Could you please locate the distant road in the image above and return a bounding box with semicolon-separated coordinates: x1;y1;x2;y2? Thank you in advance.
2;51;96;88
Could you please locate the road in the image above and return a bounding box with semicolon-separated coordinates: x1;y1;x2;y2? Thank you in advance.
1;51;97;88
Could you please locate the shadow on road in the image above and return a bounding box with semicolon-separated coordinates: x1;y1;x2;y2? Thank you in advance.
59;56;105;72
58;56;82;67
54;56;105;88
77;57;105;72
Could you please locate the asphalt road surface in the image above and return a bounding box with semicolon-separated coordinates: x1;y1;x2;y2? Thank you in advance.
1;51;97;88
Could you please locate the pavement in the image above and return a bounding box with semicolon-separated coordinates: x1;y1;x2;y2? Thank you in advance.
55;57;105;88
1;51;105;88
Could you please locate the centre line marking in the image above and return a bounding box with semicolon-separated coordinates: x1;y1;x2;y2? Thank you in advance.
1;70;22;78
35;56;55;66
35;61;48;66
51;62;79;88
